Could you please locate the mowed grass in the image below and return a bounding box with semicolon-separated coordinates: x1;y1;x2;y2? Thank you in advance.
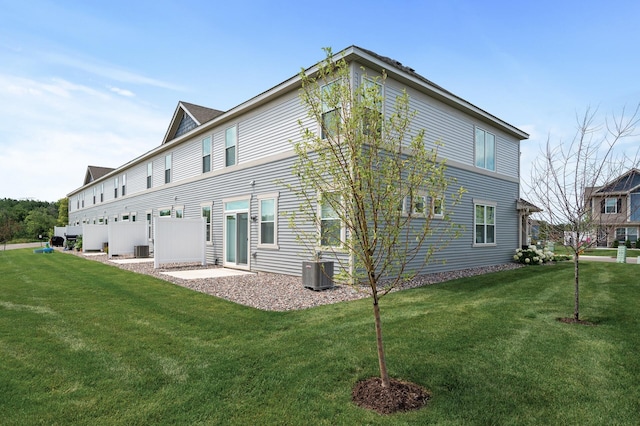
1;250;639;425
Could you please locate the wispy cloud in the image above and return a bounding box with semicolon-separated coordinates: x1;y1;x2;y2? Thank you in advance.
43;51;185;91
109;86;135;97
0;73;167;200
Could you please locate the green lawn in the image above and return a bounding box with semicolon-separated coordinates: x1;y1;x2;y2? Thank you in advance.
1;249;639;425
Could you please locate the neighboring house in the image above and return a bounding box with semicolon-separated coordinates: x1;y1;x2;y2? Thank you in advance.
586;169;640;247
67;46;529;276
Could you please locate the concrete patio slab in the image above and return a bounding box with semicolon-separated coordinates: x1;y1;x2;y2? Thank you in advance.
161;268;255;279
109;258;155;264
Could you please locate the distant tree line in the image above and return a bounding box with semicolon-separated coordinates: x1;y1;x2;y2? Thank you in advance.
0;198;68;244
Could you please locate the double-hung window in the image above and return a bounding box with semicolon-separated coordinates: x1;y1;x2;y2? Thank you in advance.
121;174;126;197
202;205;212;243
165;154;172;184
320;192;342;247
321;81;341;140
225;126;237;167
146;212;152;240
202;136;211;173
258;194;278;247
400;192;427;217
475;127;496;171
431;197;444;219
602;198;620;214
147;162;153;189
100;183;104;202
361;77;383;137
114;177;118;199
474;201;496;245
92;187;96;204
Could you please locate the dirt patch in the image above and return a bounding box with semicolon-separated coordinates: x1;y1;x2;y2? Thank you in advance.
352;377;430;414
557;317;596;326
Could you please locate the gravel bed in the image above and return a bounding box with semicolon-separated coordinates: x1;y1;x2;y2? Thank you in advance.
63;250;522;311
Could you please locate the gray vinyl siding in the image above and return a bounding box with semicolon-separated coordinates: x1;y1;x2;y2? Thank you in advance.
127;163;145;195
238;90;311;163
384;77;521;180
403;164;520;275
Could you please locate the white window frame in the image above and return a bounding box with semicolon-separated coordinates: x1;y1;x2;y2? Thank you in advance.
361;76;383;136
473;200;497;246
121;174;126;197
605;198;618;214
165;153;172;184
258;193;279;249
147;162;153;189
475;127;496;171
146;211;153;240
431;197;444;219
114;177;118;199
202;136;212;173
159;207;172;218
321;81;341;140
201;203;212;244
225;126;237;167
175;205;184;219
400;192;427;217
319;191;344;248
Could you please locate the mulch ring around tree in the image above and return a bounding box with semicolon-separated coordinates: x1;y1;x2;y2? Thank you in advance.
352;377;431;415
557;317;596;326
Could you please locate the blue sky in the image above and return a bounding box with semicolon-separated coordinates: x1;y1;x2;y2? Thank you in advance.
1;0;639;201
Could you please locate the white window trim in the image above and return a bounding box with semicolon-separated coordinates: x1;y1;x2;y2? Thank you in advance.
475;126;496;172
604;198;618;214
201;202;213;245
361;76;384;136
430;196;444;219
225;125;238;167
257;192;279;250
401;192;427;217
159;207;172;218
147;162;153;189
473;199;497;247
146;210;153;241
318;191;345;249
175;205;184;219
320;79;343;140
165;153;172;184
202;136;212;173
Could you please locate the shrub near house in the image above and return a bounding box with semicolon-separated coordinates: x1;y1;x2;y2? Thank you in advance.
514;246;554;265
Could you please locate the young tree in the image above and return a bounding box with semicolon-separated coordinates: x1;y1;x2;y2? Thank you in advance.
529;105;639;322
288;48;464;390
56;198;69;227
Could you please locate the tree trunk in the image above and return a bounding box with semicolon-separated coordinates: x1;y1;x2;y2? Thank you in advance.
373;300;390;388
574;253;580;321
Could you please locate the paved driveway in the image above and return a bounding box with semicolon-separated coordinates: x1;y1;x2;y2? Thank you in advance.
580;255;638;264
1;242;45;250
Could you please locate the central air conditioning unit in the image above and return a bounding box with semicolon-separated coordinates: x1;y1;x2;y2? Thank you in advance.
302;260;334;290
134;245;149;258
